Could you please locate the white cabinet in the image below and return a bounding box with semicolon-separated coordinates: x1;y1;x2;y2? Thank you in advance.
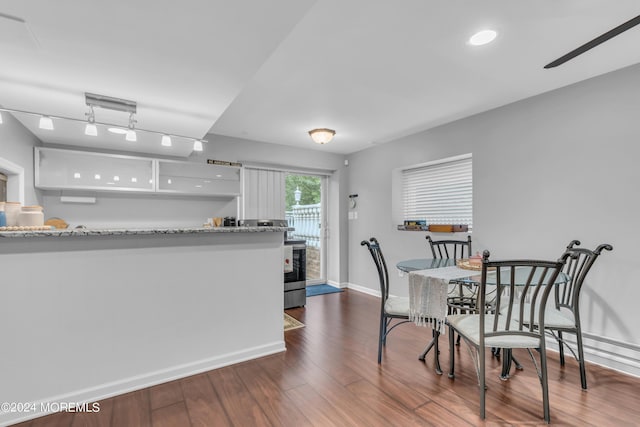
157;160;240;196
35;147;241;197
35;147;155;192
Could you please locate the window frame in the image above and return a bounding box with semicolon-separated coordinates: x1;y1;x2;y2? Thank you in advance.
392;153;472;230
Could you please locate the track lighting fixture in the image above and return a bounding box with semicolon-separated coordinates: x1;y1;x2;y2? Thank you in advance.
39;116;54;130
0;92;208;152
84;106;97;136
125;112;137;141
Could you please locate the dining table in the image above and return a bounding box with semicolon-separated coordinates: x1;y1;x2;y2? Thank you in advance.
396;258;569;379
396;258;475;374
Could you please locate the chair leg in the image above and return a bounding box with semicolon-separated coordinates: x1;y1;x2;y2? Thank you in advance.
558;331;565;366
539;348;551;423
500;349;511;380
575;328;588;390
479;346;486;420
433;330;442;375
377;315;385;364
448;326;456;378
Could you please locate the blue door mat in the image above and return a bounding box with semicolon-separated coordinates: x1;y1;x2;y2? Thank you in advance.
306;284;344;297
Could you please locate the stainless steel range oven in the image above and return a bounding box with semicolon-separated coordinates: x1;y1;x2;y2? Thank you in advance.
238;219;306;309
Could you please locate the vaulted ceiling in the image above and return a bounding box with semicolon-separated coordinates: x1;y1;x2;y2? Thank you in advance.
2;1;640;157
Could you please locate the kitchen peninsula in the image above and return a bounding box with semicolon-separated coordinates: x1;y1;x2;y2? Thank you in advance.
0;226;288;425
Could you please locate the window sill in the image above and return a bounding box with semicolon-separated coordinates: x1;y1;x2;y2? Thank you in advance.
397;225;471;232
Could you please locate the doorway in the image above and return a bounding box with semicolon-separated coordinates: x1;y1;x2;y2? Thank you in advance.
285;173;326;284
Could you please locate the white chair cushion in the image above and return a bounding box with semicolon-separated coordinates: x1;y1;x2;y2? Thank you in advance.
509;304;576;329
385;296;410;316
447;314;541;349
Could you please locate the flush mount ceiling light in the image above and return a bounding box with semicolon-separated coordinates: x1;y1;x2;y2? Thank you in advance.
0;92;208;152
468;29;498;46
308;128;336;144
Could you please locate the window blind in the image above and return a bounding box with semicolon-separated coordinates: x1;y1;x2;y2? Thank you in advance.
243;167;286;219
401;155;472;226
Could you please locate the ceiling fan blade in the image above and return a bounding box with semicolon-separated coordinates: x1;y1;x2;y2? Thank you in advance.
544;14;640;69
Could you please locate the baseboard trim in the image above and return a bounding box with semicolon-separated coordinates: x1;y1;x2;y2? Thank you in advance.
327;279;350;289
546;332;640;378
2;341;285;427
345;282;380;297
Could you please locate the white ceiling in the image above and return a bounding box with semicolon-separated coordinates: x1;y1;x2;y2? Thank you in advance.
1;1;640;156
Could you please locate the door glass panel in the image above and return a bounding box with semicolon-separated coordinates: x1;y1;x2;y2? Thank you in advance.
285;174;322;282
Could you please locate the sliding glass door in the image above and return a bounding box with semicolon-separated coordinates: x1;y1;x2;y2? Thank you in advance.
285;173;326;284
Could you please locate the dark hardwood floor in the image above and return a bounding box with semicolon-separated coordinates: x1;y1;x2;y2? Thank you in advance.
15;289;640;426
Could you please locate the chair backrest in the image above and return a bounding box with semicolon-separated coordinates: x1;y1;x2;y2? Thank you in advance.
555;240;613;314
426;235;472;259
478;250;565;348
361;237;390;302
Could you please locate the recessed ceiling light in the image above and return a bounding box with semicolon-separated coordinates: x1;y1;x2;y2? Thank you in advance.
108;127;128;135
468;29;497;46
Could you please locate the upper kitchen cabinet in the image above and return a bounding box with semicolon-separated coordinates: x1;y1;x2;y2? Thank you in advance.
157;160;241;196
35;147;155;192
35;147;242;197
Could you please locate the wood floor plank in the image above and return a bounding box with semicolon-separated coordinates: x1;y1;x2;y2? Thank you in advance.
207;367;272;427
414;400;475;427
30;411;71;427
284;383;351;427
149;379;184;410
151;402;191;427
234;361;312;427
346;378;434;426
110;389;151;427
180;373;231;427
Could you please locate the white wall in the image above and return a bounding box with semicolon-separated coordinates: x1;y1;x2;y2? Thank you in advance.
347;63;640;376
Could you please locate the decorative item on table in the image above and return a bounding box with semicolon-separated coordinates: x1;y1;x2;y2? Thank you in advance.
403;219;428;231
44;217;69;229
456;252;486;271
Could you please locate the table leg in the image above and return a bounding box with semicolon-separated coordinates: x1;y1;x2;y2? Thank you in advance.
419;329;443;375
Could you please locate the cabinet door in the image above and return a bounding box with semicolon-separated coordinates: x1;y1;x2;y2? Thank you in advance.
35;147;155;192
157;160;240;196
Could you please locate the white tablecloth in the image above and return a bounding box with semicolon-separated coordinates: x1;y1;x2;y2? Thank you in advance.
408;266;471;332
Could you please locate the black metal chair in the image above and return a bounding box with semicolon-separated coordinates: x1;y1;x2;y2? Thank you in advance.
426;235;473;347
546;240;613;389
361;237;412;364
447;250;567;423
426;235;472;259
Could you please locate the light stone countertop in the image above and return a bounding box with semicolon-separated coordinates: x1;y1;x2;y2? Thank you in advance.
0;226;292;238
